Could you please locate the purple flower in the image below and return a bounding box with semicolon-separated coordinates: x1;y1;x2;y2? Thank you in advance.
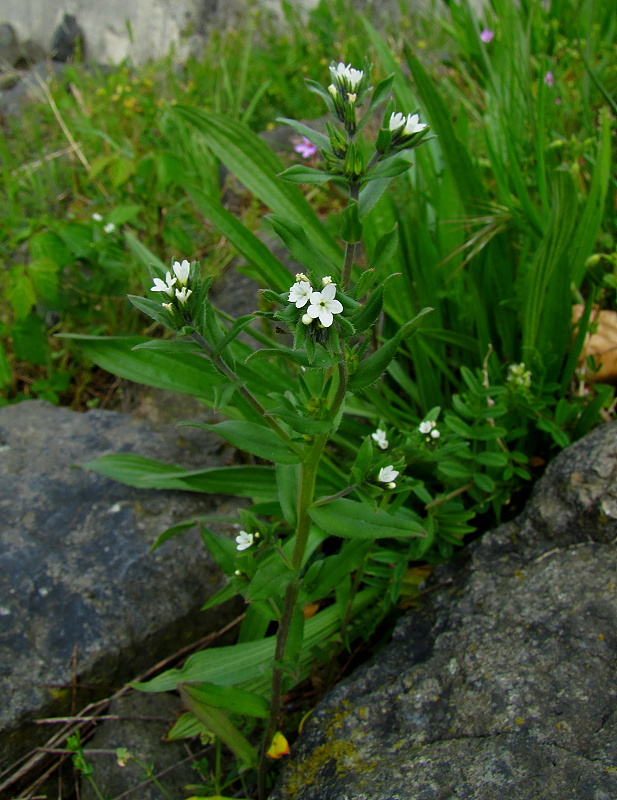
544;71;554;87
294;137;317;159
480;29;494;43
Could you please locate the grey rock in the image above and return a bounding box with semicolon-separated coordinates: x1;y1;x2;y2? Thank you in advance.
50;14;85;62
0;400;244;779
272;422;617;800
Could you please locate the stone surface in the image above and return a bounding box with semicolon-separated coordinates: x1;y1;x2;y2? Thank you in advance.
271;422;617;800
0;399;244;777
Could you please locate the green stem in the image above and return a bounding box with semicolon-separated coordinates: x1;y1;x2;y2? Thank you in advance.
257;434;327;800
191;331;303;457
340;182;360;291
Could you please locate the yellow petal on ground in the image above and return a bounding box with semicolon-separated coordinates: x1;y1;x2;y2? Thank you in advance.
266;731;291;759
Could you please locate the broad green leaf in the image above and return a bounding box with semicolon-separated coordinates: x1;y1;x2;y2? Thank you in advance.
309;498;426;539
131;338;203;355
136;586;380;695
6;270;36;320
276;462;299;527
302;540;373;604
81;454;278;499
362;154;414;182
166;711;208;741
28;258;59;303
179;682;269;718
181;421;303;464
60;335;223;403
179;685;258;767
245;555;297;602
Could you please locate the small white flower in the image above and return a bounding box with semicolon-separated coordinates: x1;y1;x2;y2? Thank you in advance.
328;84;338;98
235;531;254;551
330;62;363;90
151;272;177;297
322;275;333;286
419;420;433;434
371;429;389;450
175;287;192;304
386;481;396;489
162;302;174;312
234;569;242;576
295;272;310;283
301;313;313;325
347;92;357;104
306;283;343;328
403;113;427;136
378;465;399;483
104;222;116;234
289;280;313;308
389;112;406;132
430;428;440;439
91;212;103;222
173;259;191;286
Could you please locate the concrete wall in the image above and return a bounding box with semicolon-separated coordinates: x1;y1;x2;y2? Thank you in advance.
1;0;317;65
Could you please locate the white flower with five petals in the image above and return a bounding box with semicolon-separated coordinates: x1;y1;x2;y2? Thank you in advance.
175;287;192;305
235;531;254;551
378;465;399;484
289;280;313;308
306;283;343;328
151;272;177;297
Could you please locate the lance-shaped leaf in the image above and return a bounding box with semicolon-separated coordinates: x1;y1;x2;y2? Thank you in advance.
277;164;338;184
349;307;432;391
269;216;340;281
179;685;258;767
245;347;339;369
276;117;332;154
309;498;426;539
180;421;303;464
179;682;269;718
132;338;203;355
127;295;176;330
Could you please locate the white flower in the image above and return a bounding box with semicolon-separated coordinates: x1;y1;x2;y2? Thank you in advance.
173;259;191;286
103;222;116;234
301;313;313;325
328;84;338;98
322;275;333;286
430;428;440;439
235;531;254;551
289;280;313;308
306;283;343;328
330;62;363;90
162;302;174;312
403;113;427;135
389;112;406;132
378;465;399;483
371;429;389;450
91;212;103;222
151;272;177;297
295;272;310;283
419;420;433;434
347;92;357;104
175;287;192;304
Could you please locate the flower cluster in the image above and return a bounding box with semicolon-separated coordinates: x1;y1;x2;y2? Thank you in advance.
150;259;192;311
288;275;343;328
387;110;429;149
326;61;368;134
507;362;532;389
371;428;388;450
419;420;440;439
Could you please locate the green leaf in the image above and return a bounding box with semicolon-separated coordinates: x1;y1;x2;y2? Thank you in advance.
11;313;49;365
474;451;509;467
136;586;380;695
363;153;414;182
124;231;168;276
277;164;335;184
131;338;203;355
60;335;224;403
7;269;36;320
179;682;269;718
309;498;426;539
349;307;432;390
28;258;59;304
211;315;256;359
276;462;299;527
270;408;333;435
186;185;291;292
173;106;341;265
81;454;278;499
127;295;176;330
0;343;12;388
181;421;303;464
245;555;297;602
275;117;332;154
269;216;340;281
245;347;339;369
179;685;258;767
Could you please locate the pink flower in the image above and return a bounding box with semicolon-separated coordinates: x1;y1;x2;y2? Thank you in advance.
544;71;554;87
294;137;317;159
480;29;494;43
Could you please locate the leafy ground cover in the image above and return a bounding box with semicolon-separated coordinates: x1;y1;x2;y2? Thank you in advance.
2;0;616;797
